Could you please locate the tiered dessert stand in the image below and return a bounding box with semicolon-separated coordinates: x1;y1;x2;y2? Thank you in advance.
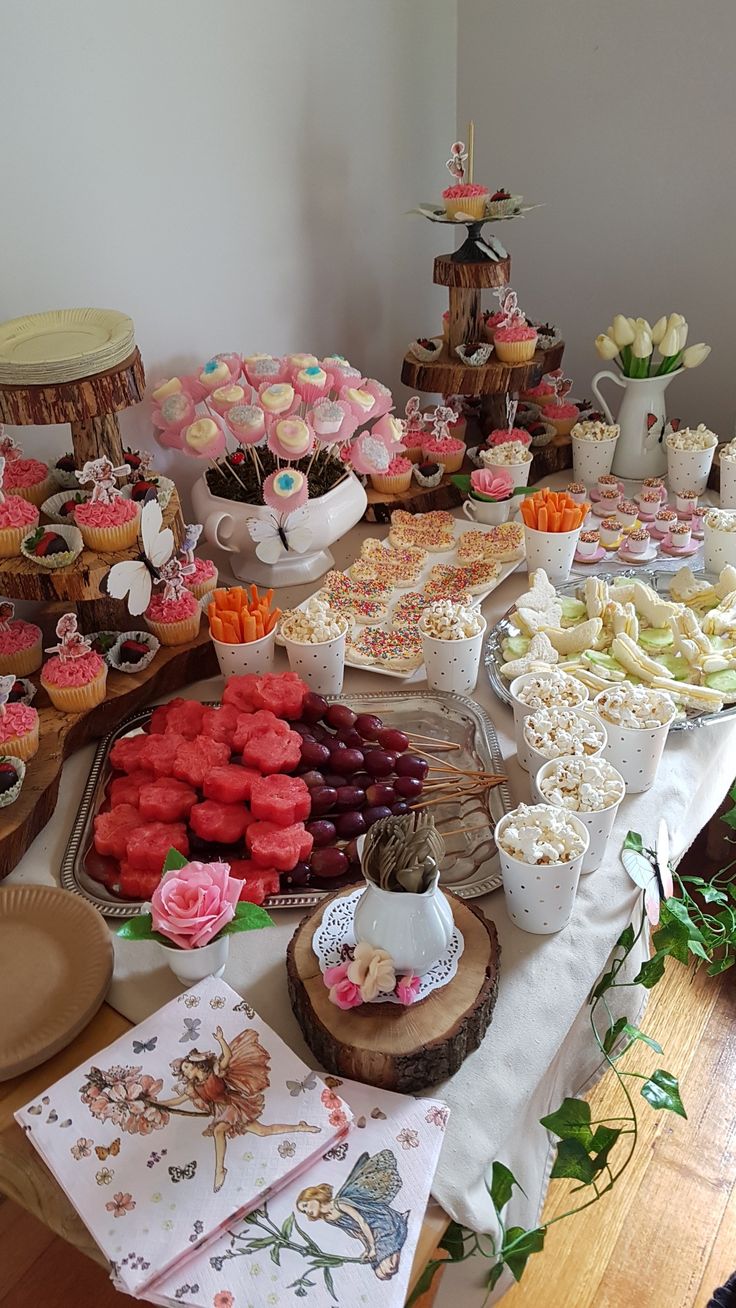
0;318;217;878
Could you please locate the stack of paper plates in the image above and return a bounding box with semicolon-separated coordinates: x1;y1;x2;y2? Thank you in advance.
0;309;136;385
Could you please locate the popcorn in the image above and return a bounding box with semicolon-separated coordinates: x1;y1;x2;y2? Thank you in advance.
570;419;620;442
280;596;348;643
705;508;736;532
480;440;532;466
515;670;587;709
498;802;587;865
419;599;485;641
719;439;736;462
538;756;625;812
522;707;606;760
665;424;718;451
595;683;675;729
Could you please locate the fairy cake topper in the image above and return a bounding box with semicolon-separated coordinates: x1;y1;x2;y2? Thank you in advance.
131;449;155;480
179;522;203;564
505;394;519;431
107;500;195;616
404;396;428;433
0;456;6;506
0;601;14;630
493;285;525;330
46;613;93;662
0;431;22;462
547;368;573;402
0;674;16;716
76;457;131;504
431;404;459;442
445;140;468;184
158;555;196;604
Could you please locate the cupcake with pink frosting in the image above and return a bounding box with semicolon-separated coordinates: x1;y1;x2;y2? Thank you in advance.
0;433;54;508
0;696;39;760
41;613;107;713
145;589;201;647
0;493;39;557
0;603;42;676
72;456;140;552
185;557;218;601
370;455;413;495
493;322;538;364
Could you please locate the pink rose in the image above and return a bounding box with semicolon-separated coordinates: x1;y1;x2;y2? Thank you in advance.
323;961;363;1009
396;974;421;1005
214;1293;235;1308
151;860;240;950
470;468;514;501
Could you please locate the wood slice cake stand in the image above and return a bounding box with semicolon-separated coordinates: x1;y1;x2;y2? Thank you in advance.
287;887;501;1093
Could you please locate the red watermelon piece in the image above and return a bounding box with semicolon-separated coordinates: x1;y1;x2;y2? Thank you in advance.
250;774;310;826
173;736;230;788
246;820;313;871
189;800;252;845
108;770;150;808
94;804;141;860
241;727;301;776
139;777;198;822
118;863;162;900
249;672;307;720
221;674;259;715
232;709;285;753
165;699;206;739
200;704;241;747
139;732;187;778
203;764;260;805
126;821;189;871
226;859;280;904
109;734;153;774
84;848;120;891
149;699;186;734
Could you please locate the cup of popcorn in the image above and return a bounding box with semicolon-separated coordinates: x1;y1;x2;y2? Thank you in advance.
703;508;736;573
665;424;718;496
509;671;589;772
479;440;533;488
571;419;620;486
418;600;487;694
532;755;626;874
594;684;677;793
718;439;736;509
496;802;589;934
522;705;606;779
280;596;349;695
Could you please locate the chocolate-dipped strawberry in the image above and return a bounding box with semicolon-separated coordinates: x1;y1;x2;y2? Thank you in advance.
7;679;28;704
123;447;143;472
26;527;69;558
417;462;441;478
0;759;20;795
118;638;151;665
90;632;118;657
55;453;77;474
57;494;87;519
129;478;159;504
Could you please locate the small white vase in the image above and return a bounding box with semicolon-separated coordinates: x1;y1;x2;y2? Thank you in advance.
158;935;229;983
352;873;454;975
592;368;683;481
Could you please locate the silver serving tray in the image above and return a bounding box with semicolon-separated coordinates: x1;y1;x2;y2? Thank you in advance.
484;567;732;730
61;691;512;919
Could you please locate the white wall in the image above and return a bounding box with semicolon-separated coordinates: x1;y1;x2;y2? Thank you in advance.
458;0;736;437
1;0;457;497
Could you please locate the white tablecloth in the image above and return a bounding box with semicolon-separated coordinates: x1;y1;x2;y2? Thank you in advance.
9;500;736;1305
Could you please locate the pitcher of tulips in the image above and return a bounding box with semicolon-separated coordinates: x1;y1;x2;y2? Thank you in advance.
591;314;710;480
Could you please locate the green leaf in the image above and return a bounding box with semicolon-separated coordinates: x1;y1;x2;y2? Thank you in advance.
219;903;275;935
489;1161;517;1215
721;804;736;831
640;1070;687;1118
269;1244;280;1266
591;967;616;1002
708;956;735;976
163;847;189;874
322;1266;336;1301
589;1125;622;1174
540;1097;592;1147
652;919;690;965
117;913;157;941
623;831;644;853
502;1227;546;1282
663;898;706;941
486;1262;505;1292
281;1213;294;1241
622;1023;663;1055
634;951;667;988
550;1139;596;1185
688;940;711;962
602;1016;627;1056
439;1222;466;1262
701;886;729;905
616;924;636;952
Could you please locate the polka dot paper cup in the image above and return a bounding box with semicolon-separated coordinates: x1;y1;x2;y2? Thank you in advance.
571;433;618;486
496;807;589;934
212;628;276;678
594;690;676;793
665;442;717;497
523;524;582;585
704;517;736;573
509;671;589;773
532;757;626;874
281;628;347;696
420;615;487;695
719;454;736;510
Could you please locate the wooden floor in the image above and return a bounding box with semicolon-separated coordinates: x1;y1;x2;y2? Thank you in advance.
2;835;735;1307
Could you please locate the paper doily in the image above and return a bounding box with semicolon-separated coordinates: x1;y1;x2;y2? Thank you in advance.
312;887;465;1005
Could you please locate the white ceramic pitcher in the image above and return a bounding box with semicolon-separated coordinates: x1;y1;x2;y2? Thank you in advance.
592;368;684;481
352;870;454;975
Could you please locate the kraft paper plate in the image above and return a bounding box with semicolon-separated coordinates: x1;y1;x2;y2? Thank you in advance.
0;308;135;385
0;884;112;1079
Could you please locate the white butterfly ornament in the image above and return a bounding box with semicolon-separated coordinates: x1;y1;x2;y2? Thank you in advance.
106;500;183;616
621;820;674;927
247;506;313;566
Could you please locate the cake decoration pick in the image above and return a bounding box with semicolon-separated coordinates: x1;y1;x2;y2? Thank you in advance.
0;432;22;462
107;500;187;616
445;140;468;184
0;457;6;505
45;613;93;661
505;394;519;432
179;523;204;564
0;601;14;627
76;457;130;504
247;505;313;565
0;675;15;714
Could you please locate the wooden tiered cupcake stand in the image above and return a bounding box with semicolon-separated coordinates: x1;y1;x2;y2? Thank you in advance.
0;349;217;880
362;235;568;520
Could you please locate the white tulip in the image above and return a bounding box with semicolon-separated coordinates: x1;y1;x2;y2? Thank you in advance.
658;325;682;357
675;322;688;351
682;343;711;368
635;317;652;334
650;316;668;345
611;315;636;347
632;328;653;358
595;333;620;360
627;317;638;330
666;312;687;332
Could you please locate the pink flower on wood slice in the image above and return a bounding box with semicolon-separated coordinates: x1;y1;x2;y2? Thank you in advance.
214;1293;235;1308
470;468;514;501
323;962;363;1010
347;941;396;1001
151;860;240;949
395;974;421;1005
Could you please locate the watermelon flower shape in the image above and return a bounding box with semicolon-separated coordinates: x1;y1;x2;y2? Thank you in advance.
263;467;309;512
267;415;314;462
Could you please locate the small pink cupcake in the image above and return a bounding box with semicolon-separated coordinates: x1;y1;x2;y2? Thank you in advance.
41;649;107;713
0;495;39;557
0;701;39;760
421;435;465;473
0;616;42;676
4;457;55;508
541;401;581;437
185;557;219;601
493;324;539;364
74;496;140;552
520;379;555;407
145;589;201;647
370;455;414;494
442;183;490;220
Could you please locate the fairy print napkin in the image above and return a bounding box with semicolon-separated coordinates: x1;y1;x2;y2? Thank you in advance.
15;977;350;1299
149;1078;450;1308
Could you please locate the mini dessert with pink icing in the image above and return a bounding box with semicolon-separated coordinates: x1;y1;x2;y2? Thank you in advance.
0;455;39;557
73;457;141;552
441;139;490;219
400;397;429;462
185;557;218;600
0;431;54;508
370;455;413;494
521;379;555;407
0;675;39;761
0;603;42;676
542;400;581;437
487;285;538;363
421;402;466;473
145;589;200;647
483;309;510;343
40;613;107;714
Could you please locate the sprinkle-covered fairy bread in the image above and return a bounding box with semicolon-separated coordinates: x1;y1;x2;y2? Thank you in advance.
456;523;525;562
317;572;389;623
388;509;455;552
348;626;423;671
390;590;432;630
425;558;501;597
348;539;426;587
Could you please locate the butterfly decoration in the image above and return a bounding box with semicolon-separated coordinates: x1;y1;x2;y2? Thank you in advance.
169;1160;197;1183
76;456;130;505
323;1141;349;1162
95;1138;121;1161
247;505;313;565
621;820;674;927
232;999;255;1017
45;613;94;663
286;1071;317;1097
107;500;195;616
324;1075;343;1089
132;1036;157;1054
146;1149;168;1168
446;140;468;183
179;1017;201;1043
